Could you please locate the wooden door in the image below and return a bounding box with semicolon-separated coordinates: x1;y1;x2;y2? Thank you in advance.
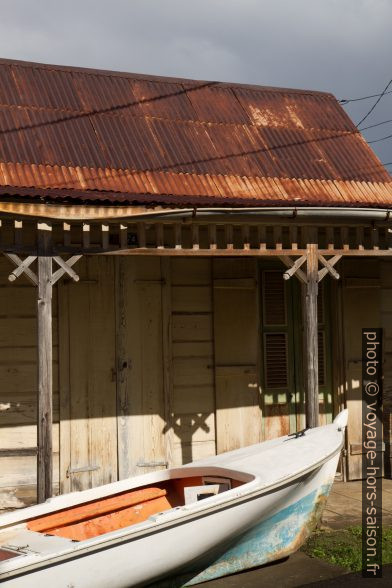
213;259;262;453
116;257;167;478
59;257;117;493
342;259;381;480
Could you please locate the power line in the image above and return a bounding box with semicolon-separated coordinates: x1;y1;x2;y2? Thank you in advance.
339;89;392;104
360;118;392;131
357;77;392;128
368;132;392;144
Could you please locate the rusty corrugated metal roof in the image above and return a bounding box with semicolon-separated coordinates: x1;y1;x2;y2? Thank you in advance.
0;58;390;209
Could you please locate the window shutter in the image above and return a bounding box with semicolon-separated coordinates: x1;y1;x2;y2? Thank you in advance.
264;333;288;388
262;271;289;391
263;271;286;325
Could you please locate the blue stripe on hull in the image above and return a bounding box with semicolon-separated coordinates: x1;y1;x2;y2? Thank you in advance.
153;482;332;587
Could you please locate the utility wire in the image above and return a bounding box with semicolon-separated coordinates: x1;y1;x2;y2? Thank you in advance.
368;132;392;144
360;118;392;131
357;77;392;128
339;89;392;104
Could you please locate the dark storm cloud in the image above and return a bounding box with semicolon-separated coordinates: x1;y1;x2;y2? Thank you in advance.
0;0;391;167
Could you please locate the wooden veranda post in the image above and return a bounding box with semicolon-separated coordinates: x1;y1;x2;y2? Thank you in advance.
306;243;319;428
37;223;53;503
3;222;82;504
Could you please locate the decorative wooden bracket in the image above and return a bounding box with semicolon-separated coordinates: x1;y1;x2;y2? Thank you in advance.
5;254;38;285
318;254;341;281
51;255;82;284
279;255;307;284
4;253;82;285
280;253;342;283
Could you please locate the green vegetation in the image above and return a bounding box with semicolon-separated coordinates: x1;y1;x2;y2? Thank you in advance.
301;526;392;571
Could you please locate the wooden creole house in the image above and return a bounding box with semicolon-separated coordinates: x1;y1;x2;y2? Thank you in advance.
0;59;392;509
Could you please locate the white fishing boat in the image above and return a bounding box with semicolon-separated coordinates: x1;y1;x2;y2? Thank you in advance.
0;410;347;587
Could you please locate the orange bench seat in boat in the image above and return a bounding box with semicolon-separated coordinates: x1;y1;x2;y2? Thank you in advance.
27;487;171;541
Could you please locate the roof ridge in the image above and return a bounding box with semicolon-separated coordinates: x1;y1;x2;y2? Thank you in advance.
0;57;335;99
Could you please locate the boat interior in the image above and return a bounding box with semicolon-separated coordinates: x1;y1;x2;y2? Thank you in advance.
18;474;246;543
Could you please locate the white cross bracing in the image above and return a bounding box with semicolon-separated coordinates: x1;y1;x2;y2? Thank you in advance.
280;253;342;283
4;254;82;285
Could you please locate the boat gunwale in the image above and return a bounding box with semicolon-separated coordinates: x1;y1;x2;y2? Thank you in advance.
0;437;344;581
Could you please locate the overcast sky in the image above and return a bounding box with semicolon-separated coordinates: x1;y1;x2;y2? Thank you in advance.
0;0;391;171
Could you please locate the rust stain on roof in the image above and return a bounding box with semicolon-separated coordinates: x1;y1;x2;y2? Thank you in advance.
0;58;390;209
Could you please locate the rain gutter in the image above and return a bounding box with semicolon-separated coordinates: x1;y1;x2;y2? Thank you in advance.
129;207;392;222
1;201;391;222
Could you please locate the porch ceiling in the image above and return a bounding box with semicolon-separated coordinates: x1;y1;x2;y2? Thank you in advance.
0;58;391;209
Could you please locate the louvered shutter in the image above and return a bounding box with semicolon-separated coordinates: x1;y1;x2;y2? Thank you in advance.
261;270;294;438
262;271;289;392
265;333;288;388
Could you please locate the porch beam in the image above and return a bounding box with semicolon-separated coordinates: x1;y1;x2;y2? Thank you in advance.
305;243;319;428
107;248;308;257
37;223;53;503
7;245;392;257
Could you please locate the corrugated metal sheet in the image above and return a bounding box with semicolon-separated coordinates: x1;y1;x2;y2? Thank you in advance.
0;161;390;206
0;58;390;208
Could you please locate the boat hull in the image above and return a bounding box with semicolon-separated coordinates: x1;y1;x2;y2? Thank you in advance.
154;452;339;587
2;454;339;588
0;411;348;587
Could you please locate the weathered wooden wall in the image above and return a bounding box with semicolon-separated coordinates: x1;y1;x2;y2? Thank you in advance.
4;252;389;509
